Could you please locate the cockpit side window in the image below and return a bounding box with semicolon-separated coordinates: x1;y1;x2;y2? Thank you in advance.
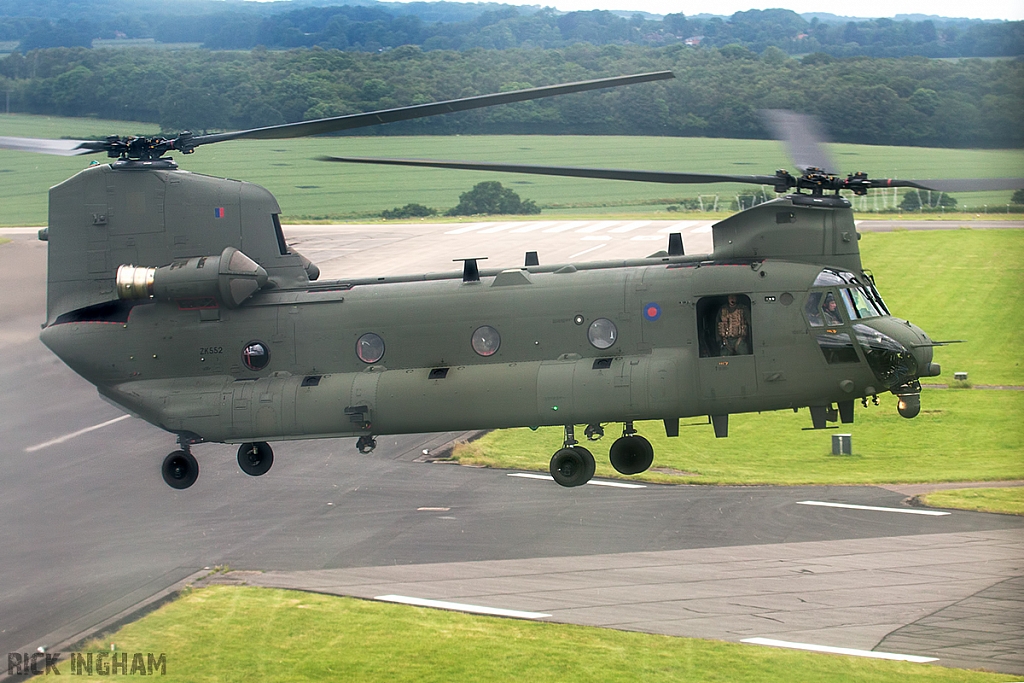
804;292;824;327
822;292;843;326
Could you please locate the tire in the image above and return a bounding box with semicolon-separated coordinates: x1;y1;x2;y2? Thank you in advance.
609;435;654;475
549;446;595;488
162;450;199;489
237;442;274;476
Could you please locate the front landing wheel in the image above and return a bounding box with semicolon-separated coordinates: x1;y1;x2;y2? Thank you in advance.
162;450;199;489
549;446;595;488
237;442;274;476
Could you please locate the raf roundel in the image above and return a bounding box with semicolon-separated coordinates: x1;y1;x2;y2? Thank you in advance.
643;302;661;322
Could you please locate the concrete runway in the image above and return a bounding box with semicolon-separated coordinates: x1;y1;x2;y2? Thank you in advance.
1;219;1021;676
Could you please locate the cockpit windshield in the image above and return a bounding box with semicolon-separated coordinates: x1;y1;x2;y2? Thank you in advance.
812;269;889;320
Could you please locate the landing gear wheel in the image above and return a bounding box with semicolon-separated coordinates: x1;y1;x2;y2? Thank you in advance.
609;435;654;475
162;450;199;489
237;442;274;476
356;435;377;454
549;446;595;488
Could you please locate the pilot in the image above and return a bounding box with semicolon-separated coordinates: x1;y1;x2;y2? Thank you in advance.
823;293;843;326
716;294;750;356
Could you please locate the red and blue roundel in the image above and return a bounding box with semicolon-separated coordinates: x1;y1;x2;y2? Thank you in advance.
643;302;661;321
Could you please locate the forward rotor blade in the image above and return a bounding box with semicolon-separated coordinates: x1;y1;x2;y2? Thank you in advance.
762;110;837;175
865;177;1024;193
319;156;781;186
189;71;674;148
0;136;105;156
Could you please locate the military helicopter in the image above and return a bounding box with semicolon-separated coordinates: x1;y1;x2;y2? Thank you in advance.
3;72;1020;490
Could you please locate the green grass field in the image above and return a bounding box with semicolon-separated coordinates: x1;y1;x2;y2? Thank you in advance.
918;487;1024;516
56;586;1016;683
1;114;1022;225
454;229;1024;485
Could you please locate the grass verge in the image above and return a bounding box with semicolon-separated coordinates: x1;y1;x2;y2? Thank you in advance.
918;488;1024;516
51;585;1016;683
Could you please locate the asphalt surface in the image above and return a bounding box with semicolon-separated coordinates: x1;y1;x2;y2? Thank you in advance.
1;220;1022;676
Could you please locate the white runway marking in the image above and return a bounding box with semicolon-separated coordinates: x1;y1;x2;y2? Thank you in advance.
444;223;494;235
568;244;607;259
576;221;619;233
693;225;713;233
375;595;551;619
580;236;612;241
741;638;938;663
510;221;559;233
609;220;652;233
478;222;528;234
507;472;646;488
797;501;950;516
658;220;701;233
543;221;589;233
25;415;131;452
630;235;663;241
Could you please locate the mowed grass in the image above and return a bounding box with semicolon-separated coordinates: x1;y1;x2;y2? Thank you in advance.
454;230;1024;485
57;585;1016;683
1;113;1022;225
919;487;1024;516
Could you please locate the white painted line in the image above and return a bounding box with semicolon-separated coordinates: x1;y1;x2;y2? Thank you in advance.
444;223;494;235
568;244;607;259
658;220;700;233
507;472;645;488
587;479;646;489
510;221;559;233
693;225;713;233
375;595;550;619
609;220;652;233
543;221;589;233
25;415;131;453
479;222;527;234
797;501;950;516
741;638;938;663
576;221;619;233
630;235;663;241
580;236;612;241
417;507;450;512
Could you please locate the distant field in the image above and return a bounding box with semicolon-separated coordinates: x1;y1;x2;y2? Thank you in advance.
1;114;1022;225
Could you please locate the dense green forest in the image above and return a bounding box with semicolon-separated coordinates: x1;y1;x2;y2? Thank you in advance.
1;45;1020;148
1;0;1021;58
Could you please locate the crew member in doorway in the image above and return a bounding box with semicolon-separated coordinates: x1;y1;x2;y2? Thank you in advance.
716;294;750;355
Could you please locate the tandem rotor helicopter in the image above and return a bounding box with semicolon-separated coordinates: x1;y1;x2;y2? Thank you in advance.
3;70;1022;490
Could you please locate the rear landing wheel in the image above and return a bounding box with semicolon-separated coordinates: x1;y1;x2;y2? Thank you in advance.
162;450;199;489
237;442;274;476
549;446;595;488
609;435;654;475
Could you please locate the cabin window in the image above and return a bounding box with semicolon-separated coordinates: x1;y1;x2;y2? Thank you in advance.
242;341;270;371
587;318;618;349
697;294;752;358
822;292;843;326
471;325;501;357
356;333;385;364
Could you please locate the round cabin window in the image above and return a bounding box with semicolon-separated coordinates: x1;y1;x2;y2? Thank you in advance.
242;341;270;371
471;325;501;357
356;333;385;364
587;318;617;349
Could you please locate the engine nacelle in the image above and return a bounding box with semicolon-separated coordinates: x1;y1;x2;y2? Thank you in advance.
116;247;268;308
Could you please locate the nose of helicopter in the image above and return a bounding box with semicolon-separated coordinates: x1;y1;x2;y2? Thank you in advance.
851;318;941;418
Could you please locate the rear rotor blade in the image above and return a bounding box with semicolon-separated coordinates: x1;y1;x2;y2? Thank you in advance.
188;71;675;148
319;156;781;186
866;177;1024;193
0;136;104;156
763;110;837;175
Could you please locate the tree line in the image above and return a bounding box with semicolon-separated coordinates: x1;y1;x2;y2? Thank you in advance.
1;44;1020;148
2;0;1021;59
